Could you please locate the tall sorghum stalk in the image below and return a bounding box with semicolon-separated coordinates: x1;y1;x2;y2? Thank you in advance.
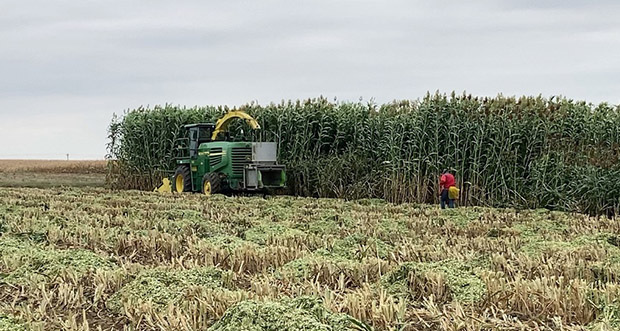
107;93;620;216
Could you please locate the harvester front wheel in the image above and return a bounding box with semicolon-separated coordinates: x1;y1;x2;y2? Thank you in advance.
202;173;221;196
172;166;192;193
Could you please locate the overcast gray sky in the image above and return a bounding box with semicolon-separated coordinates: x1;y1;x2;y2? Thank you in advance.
1;1;618;159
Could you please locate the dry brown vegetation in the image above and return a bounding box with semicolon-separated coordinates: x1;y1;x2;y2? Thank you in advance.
0;188;619;330
0;160;107;174
0;160;107;188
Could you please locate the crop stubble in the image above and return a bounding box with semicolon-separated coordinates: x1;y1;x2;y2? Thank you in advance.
0;188;619;330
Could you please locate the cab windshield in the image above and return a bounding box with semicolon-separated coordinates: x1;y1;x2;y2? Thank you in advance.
198;127;212;143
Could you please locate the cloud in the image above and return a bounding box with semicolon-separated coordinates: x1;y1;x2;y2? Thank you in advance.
0;0;618;158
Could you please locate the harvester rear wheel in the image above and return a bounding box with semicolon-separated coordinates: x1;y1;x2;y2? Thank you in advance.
202;173;221;196
172;166;192;193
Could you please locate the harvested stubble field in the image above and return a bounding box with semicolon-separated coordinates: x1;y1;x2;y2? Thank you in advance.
0;188;619;330
0;160;107;188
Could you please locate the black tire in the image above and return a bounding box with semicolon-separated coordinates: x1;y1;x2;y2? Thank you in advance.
201;172;221;196
172;166;192;193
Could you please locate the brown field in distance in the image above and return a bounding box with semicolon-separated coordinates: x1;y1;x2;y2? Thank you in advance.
0;159;107;174
0;160;107;187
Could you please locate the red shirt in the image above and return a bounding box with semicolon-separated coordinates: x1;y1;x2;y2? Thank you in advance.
440;173;455;190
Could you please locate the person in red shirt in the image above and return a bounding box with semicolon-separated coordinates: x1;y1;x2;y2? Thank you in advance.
439;169;456;209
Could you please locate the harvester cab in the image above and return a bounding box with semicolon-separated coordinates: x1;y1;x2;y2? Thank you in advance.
185;123;215;157
155;111;286;196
